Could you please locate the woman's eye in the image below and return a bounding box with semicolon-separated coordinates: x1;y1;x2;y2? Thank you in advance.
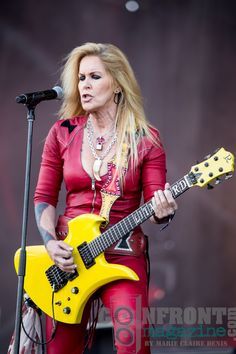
79;75;85;81
92;74;101;80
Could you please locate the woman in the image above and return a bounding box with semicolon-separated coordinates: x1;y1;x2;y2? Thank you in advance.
34;42;178;353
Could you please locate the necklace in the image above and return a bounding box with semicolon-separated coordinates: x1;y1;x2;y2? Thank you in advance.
87;117;115;151
86;117;117;181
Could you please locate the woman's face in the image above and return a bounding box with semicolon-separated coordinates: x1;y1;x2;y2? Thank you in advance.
78;55;116;113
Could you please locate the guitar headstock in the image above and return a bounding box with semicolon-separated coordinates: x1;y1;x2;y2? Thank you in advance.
189;147;234;188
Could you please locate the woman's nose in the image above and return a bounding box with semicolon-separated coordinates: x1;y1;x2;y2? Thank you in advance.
83;77;92;88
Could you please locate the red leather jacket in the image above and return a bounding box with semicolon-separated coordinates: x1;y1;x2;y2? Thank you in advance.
34;116;166;226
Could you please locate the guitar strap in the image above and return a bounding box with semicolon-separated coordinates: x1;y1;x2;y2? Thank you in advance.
99;142;128;225
98;142;148;257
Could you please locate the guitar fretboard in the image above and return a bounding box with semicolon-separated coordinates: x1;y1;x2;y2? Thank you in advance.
88;174;192;258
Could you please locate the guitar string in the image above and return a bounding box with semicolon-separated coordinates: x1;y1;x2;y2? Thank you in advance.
88;203;152;257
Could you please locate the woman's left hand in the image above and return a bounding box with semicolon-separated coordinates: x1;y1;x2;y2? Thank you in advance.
151;182;178;223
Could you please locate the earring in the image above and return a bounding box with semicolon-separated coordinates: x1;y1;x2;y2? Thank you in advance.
114;90;123;104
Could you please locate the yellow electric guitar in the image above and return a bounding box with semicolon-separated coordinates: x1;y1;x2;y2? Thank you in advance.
14;147;234;324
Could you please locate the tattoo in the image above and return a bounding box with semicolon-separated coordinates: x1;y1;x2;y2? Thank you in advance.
35;202;55;245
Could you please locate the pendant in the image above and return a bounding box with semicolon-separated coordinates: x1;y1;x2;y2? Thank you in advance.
96;142;103;151
93;158;102;181
96;137;105;151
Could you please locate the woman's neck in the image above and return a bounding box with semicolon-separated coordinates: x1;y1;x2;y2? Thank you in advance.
88;109;117;135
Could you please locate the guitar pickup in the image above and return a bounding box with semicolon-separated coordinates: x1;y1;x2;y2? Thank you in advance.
78;242;95;269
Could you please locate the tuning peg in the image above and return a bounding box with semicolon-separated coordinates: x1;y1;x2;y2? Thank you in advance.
215;177;222;185
225;173;233;180
207;183;214;190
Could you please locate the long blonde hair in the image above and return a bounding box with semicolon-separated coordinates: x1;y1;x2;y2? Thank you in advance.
59;42;159;173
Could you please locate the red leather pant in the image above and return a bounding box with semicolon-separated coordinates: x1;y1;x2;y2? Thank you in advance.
46;253;151;354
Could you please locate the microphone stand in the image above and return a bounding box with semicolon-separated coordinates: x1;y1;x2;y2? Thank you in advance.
13;103;36;354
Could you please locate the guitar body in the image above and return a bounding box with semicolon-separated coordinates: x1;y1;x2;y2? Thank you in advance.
14;214;139;324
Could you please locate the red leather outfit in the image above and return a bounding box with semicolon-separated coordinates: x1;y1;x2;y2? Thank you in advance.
34;116;166;353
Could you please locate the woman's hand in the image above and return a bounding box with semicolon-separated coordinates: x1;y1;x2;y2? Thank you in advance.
46;239;77;273
151;182;178;223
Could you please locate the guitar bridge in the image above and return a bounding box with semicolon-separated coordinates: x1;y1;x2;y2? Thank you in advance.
78;242;95;269
45;265;78;292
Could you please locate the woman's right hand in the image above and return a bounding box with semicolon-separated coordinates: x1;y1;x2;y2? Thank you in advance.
46;239;77;273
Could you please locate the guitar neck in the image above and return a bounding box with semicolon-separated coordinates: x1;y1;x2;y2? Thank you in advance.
89;174;193;258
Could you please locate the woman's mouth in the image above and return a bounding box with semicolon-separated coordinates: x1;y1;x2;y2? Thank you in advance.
81;94;93;102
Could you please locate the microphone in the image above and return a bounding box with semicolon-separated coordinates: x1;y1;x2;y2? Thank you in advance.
16;86;64;105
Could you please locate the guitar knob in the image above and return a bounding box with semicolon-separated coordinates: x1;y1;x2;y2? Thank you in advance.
63;307;71;314
71;287;79;294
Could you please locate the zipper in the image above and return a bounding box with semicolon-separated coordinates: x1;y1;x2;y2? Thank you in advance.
91;177;96;214
91;177;96;191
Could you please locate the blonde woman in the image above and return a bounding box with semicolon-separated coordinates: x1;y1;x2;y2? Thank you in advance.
34;42;177;353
